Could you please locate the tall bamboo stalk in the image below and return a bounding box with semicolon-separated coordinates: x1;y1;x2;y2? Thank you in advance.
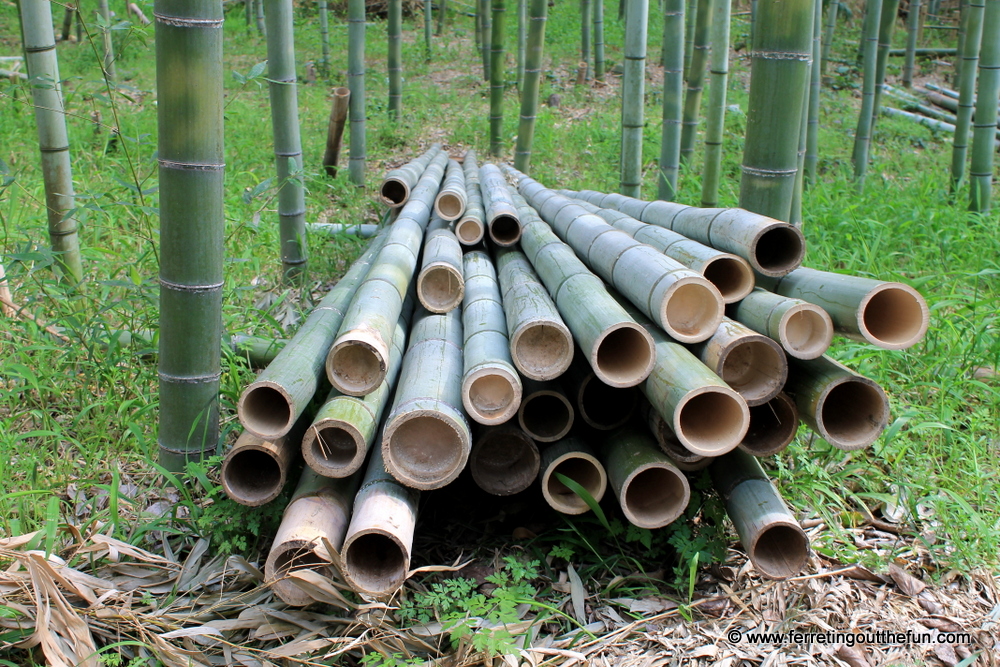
804;0;821;187
821;0;838;75
581;0;592;80
620;0;649;196
951;0;984;191
153;0;225;470
475;0;483;51
517;0;526;86
97;0;116;82
902;0;922;87
957;0;969;90
789;64;810;225
481;0;492;80
970;0;1000;212
658;0;685;200
513;0;548;171
699;0;730;207
389;0;402;117
348;0;366;186
741;0;814;220
489;0;506;155
871;0;902;121
18;0;83;284
319;0;331;75
594;0;606;80
425;0;433;60
438;0;447;34
684;0;696;74
256;0;266;35
679;0;713;163
264;0;308;280
852;0;884;186
62;5;74;40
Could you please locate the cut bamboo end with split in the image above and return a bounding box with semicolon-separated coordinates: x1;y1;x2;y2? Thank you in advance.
470;426;540;495
603;427;690;529
302;415;366;477
740;392;799;457
518;379;575;442
539;437;607;514
221;430;298;506
692;318;788;407
322;87;351;177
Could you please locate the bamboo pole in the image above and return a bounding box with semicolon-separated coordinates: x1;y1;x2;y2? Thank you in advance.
566;189;805;278
18;0;84;284
565;359;638;430
952;0;984;191
323;87;351;178
594;0;606;81
581;0;592;80
642;401;711;471
658;0;685;200
264;467;361;606
602;426;690;528
0;263;14;318
489;0;505;154
475;0;483;53
221;425;304;506
679;0;713;164
470;426;540;495
957;0;969;91
517;378;575;441
382;308;472;489
381;144;442;208
458;150;487;244
727;287;832;359
329;152;448;396
539;437;607;514
417;214;465;313
425;0;433;60
481;0;492;80
319;0;331;75
517;0;526;86
883;105;962;132
821;0;838;76
620;0;649;197
784;354;890;450
434;159;467;220
513;0;549;172
61;5;74;40
871;0;902;121
688;317;787;407
438;0;447;34
240;232;387;440
740;391;798;456
514;175;724;342
307;222;379;237
699;0;729;208
348;0;366;186
256;0;266;35
759;267;929;349
969;0;1000;212
684;0;696;74
902;0;923;87
804;0;821;187
97;0;116;82
461;250;522;425
495;246;574;380
852;0;884;187
153;0;225;470
341;447;418;597
710;448;810;579
389;0;402;117
480;163;523;245
789;59;809;226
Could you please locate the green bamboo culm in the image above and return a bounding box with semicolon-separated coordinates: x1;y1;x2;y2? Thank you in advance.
513;0;548;171
154;0;225;470
957;0;969;91
657;0;684;200
789;67;810;225
256;0;266;34
594;0;605;80
264;0;308;280
804;0;821;187
481;0;492;80
319;0;330;75
619;0;649;197
348;0;366;186
245;0;252;26
489;0;506;156
389;0;402;115
475;0;483;50
739;0;813;221
97;0;116;82
517;0;526;86
902;0;922;87
679;0;713;164
425;0;432;60
970;0;1000;212
438;0;447;34
951;0;984;192
17;0;84;285
851;0;884;186
870;0;902;122
821;0;837;76
581;0;592;80
684;0;695;75
699;0;730;208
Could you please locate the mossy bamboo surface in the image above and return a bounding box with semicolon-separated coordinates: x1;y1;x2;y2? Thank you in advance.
480;163;523;245
564;357;637;430
710;448;810;579
699;0;729;207
740;391;798;456
513;0;549;172
759;267;929;349
688;317;787;407
347;0;366;186
566;189;805;277
458;150;487;244
561;195;753;303
470;426;540;495
517;377;575;440
871;0;902;120
594;0;605;80
821;0;838;75
18;0;83;284
495;246;574;380
902;0;923;87
969;0;1000;212
539;437;607;514
679;0;713;164
154;0;225;470
508;187;655;387
804;0;821;186
951;0;985;190
97;0;116;81
489;0;506;155
515;176;723;342
221;421;305;506
741;0;813;219
329;152;448;396
658;0;684;200
388;0;402;117
381;144;442;207
619;0;648;197
581;0;592;80
239;232;387;441
602;426;690;528
323;87;351;177
727;287;832;359
319;0;331;74
852;0;884;186
784;354;889;450
264;467;361;606
417;214;465;313
461;251;522;424
382;308;472;489
264;0;308;279
434;159;467;220
342;446;418;597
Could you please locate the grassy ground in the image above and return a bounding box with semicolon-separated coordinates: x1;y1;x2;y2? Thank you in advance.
1;0;999;662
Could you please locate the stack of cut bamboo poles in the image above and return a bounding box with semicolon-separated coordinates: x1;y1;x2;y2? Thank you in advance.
225;146;929;602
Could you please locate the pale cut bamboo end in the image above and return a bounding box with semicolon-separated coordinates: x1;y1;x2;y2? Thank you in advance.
751;225;806;277
750;520;810;580
380;178;409;207
740;392;799;457
541;453;607;514
702;255;755;304
660;277;725;343
518;390;574;442
238;381;294;439
342;529;409;596
858;282;929;350
302;420;366;477
455;217;486;245
675;387;750;456
384;411;470;489
462;366;522;425
489;214;522;246
815;376;889;450
435;192;466;221
510;322;574;381
267;545;334;606
716;334;787;407
327;333;389;396
221;440;288;506
779;303;833;359
619;463;690;529
577;375;638;431
591;323;655;387
417;263;465;313
470;428;540;495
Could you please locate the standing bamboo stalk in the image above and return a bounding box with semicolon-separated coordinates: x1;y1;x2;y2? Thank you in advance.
581;0;592;80
518;378;575;440
389;0;403;117
970;0;1000;212
903;0;923;87
684;0;696;75
951;0;985;191
594;0;606;80
852;0;884;187
480;163;523;245
438;0;447;35
821;0;838;76
727;288;832;359
517;0;526;86
323;87;351;177
871;0;903;121
97;0;116;82
539;438;607;514
804;0;821;187
679;0;713;164
699;0;730;207
481;0;492;80
425;0;433;60
19;0;84;284
602;426;690;528
62;5;74;40
619;0;649;196
0;263;13;318
348;0;366;186
256;0;266;35
417;214;465;313
381;144;442;207
489;0;506;155
740;391;799;456
513;0;549;172
459;150;487;244
789;57;810;226
319;0;331;75
470;426;540;495
658;0;685;200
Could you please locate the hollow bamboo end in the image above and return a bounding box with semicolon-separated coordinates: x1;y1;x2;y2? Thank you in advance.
470;428;540;496
591;323;655;388
858;282;929;350
740;392;799;457
702;256;755;304
815;375;889;450
455;217;486;245
327;334;389;397
380;177;409;207
779;304;834;359
302;419;366;478
342;529;409;597
417;263;465;314
238;381;295;440
489;214;523;246
716;334;787;407
675;387;750;456
541;452;608;514
435;193;465;221
578;375;638;431
510;322;574;381
334;86;350;99
266;543;334;606
462;367;522;425
518;390;575;442
619;463;690;529
749;520;810;580
751;225;806;277
660;277;725;343
384;411;470;489
221;441;286;507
